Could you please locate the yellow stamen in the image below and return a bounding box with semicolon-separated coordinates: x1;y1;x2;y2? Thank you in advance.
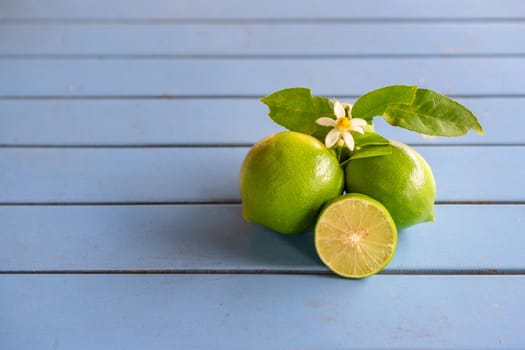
336;117;351;131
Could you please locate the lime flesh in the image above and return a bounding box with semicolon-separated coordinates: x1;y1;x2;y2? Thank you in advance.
315;193;398;279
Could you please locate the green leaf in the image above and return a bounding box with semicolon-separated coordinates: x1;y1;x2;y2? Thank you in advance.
353;132;390;147
352;85;418;121
352;85;484;137
260;87;333;140
337;132;390;165
350;144;392;160
384;89;484;136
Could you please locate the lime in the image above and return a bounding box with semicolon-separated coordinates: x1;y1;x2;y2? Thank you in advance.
345;140;436;229
315;193;397;278
239;131;344;234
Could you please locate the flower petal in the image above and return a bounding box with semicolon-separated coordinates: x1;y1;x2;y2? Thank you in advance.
325;128;341;148
350;118;368;128
333;101;346;118
316;117;336;127
342;131;355;151
352;126;365;134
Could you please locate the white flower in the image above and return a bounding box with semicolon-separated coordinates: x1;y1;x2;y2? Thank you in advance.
315;101;368;151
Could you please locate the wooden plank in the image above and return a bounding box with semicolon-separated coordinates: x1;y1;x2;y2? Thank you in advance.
1;0;523;20
0;98;514;146
1;147;522;203
3;23;524;55
0;204;523;272
1;58;524;96
2;274;524;349
0;99;283;146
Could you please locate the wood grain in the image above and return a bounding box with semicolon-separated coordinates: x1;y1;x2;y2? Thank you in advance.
0;98;513;145
2;23;523;55
2;58;524;96
1;204;523;272
2;0;524;19
2;274;524;349
1;147;523;203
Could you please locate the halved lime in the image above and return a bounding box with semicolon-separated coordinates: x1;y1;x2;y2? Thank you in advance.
315;193;398;279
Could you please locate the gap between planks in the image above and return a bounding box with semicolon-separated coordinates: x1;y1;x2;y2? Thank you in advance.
2;94;525;100
2;18;525;24
3;54;525;59
0;201;524;206
0;143;523;148
1;269;524;275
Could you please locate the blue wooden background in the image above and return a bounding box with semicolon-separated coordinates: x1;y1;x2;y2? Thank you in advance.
1;0;525;349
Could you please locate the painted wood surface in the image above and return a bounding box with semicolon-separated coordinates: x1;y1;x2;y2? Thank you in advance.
2;0;524;19
2;23;523;56
2;58;524;96
2;0;524;348
2;274;524;350
1;147;522;203
1;204;523;273
0;98;516;146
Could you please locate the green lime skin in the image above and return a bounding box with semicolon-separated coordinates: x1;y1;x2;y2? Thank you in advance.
345;140;436;229
239;131;344;234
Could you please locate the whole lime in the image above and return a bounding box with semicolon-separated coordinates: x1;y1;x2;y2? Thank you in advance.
239;131;344;234
345;140;436;229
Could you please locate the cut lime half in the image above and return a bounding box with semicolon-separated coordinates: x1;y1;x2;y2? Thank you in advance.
315;193;398;279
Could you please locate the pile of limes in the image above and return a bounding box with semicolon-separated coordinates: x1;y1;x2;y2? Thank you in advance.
239;131;436;279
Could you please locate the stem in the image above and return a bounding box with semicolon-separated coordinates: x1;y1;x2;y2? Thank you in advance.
340;157;352;167
336;145;343;163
